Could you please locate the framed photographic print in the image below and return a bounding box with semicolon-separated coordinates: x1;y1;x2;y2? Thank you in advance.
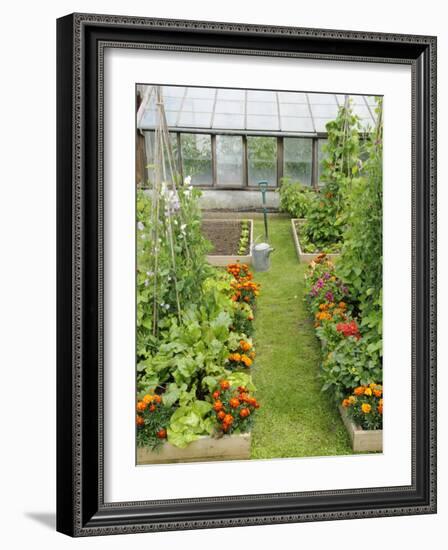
56;13;437;536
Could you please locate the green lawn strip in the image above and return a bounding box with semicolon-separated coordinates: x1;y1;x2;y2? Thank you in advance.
250;217;352;458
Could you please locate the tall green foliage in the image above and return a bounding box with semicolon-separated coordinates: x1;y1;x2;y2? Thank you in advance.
337;98;383;359
136;185;211;360
302;99;362;250
278;177;313;218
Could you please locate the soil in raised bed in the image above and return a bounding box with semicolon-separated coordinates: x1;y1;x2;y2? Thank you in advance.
202;220;248;255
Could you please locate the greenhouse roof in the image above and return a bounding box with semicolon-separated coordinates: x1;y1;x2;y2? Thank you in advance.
137;85;378;135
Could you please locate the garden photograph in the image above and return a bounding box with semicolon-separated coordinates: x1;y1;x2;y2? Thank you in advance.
135;84;383;465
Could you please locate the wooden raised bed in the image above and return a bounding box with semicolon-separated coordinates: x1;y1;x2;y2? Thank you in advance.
338;405;383;453
291;218;340;264
137;433;251;465
203;219;254;266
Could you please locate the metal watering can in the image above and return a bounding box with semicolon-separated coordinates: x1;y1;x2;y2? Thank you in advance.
252;242;274;272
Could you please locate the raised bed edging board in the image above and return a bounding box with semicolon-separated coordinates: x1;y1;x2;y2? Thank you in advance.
137;433;251;464
291;218;341;264
338;405;383;453
205;218;254;266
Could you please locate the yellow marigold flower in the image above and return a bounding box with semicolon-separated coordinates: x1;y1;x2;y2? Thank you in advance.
348;396;356;405
361;403;372;414
142;394;153;404
364;388;373;396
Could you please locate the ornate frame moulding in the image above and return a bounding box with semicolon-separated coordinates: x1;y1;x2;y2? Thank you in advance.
56;13;437;537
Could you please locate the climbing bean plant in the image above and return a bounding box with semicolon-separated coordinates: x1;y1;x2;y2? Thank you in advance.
337;98;383;361
302;98;362;251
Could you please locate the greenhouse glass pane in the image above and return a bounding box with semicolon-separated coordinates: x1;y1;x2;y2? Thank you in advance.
163;97;183;111
352;104;372;118
314;118;332;133
310;104;339;118
216;135;244;186
247;115;279;130
279;103;310;117
307;93;337;105
144;132;180;187
280;116;314;132
165;111;178;126
186;87;216;99
365;95;380;106
182;98;214;112
180;134;212;186
247;101;277;115
217;88;246;100
215;100;245;114
318;138;329;184
247;137;277;187
177;111;212;127
283;138;312;186
140;109;157;128
213;113;245;129
335;94;350;106
247;90;276;102
162;86;186;98
278;91;308;103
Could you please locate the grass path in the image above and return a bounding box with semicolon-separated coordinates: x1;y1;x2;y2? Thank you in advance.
250;217;352;458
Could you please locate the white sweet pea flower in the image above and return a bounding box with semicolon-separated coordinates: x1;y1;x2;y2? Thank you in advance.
184;175;192;186
137;221;144;231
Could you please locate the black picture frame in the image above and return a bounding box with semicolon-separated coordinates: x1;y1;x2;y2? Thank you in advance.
56;13;437;537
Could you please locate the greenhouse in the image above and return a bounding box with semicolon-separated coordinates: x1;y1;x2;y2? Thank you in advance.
136;85;378;209
135;84;383;464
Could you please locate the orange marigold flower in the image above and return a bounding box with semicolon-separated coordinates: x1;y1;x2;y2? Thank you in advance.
224;414;234;424
378;403;383;415
361;403;372;414
239;408;250;418
212;390;220;399
373;388;382;398
136;415;144;426
229;398;240;408
339;301;346;309
153;394;162;404
136;401;147;411
240;340;252;351
220;380;230;390
249;351;256;359
149;404;156;412
156;428;167;439
354;386;365;396
241;355;252;367
217;410;226;420
342;398;350;408
213;400;224;412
